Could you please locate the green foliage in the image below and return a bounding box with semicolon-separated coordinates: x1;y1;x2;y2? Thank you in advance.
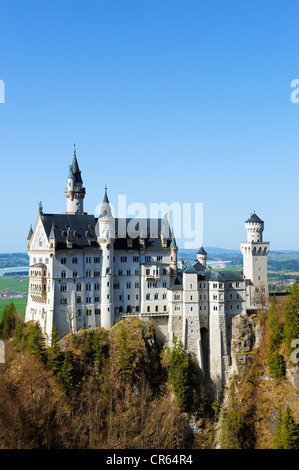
26;322;46;361
284;282;299;359
268;351;286;378
57;350;74;394
0;301;22;338
47;325;62;374
212;401;220;421
168;339;197;412
221;382;242;449
267;296;285;377
86;328;108;375
273;405;299;449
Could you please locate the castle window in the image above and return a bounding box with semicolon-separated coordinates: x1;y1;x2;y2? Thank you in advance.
94;271;100;277
95;309;101;315
146;294;150;300
174;294;180;300
86;309;92;316
219;283;223;288
213;295;217;300
94;257;100;263
60;298;67;305
107;294;110;299
86;297;92;303
230;305;233;310
146;268;150;275
237;304;240;310
107;281;110;287
162;293;167;299
61;257;66;264
95;296;100;302
213;283;217;288
95;283;100;290
135;269;139;275
190;295;193;300
157;256;163;261
236;282;240;287
128;295;130;300
86;257;91;263
127;270;131;275
135;282;139;288
61;270;66;278
127;282;131;288
119;306;123;313
60;285;67;292
86;283;91;291
133;256;139;262
77;309;82;316
86;270;91;277
33;257;36;264
145;256;151;262
136;306;139;312
119;295;122;300
162;268;167;275
118;270;123;276
72;257;78;264
147;306;151;312
77;296;81;303
121;256;127;262
163;281;167;288
136;294;139;300
154;293;159;300
164;305;167;311
155;306;159;312
114;282;120;289
204;306;206;310
190;284;193;289
213;306;218;311
45;258;49;264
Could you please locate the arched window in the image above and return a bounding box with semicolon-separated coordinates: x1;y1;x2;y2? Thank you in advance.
146;293;150;300
61;270;66;278
154;293;159;300
146;268;150;275
147;306;151;312
155;305;159;312
163;305;167;311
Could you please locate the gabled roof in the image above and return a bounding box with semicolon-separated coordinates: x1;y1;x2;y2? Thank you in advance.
70;149;83;184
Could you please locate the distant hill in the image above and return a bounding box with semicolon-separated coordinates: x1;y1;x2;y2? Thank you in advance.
0;253;29;269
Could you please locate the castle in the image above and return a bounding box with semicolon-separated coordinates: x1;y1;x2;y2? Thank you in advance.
25;148;270;393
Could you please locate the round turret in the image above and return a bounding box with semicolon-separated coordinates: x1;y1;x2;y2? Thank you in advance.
197;246;207;268
245;212;264;242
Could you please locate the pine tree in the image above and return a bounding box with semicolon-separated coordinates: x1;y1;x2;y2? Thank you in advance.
57;350;74;393
273;407;283;449
267;296;285;377
273;405;299;449
168;340;193;411
284;282;299;359
0;301;18;338
220;382;242;449
26;322;46;361
47;325;62;374
282;405;299;449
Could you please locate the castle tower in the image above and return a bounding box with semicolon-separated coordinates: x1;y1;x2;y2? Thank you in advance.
96;186;115;329
197;246;207;269
240;212;270;308
65;145;86;214
170;230;178;284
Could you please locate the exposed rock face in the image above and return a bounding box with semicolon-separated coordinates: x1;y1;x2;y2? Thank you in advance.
231;313;259;375
286;364;299;391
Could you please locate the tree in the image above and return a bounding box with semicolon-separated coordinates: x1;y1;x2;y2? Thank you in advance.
282;405;299;449
0;301;19;338
47;325;62;375
220;382;242;449
57;350;74;393
267;296;285;377
252;284;268;310
284;282;299;359
273;405;299;449
168;340;193;412
26;322;46;361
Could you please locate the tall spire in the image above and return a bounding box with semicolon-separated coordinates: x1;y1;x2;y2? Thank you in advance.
100;185;112;218
65;144;86;214
103;184;109;203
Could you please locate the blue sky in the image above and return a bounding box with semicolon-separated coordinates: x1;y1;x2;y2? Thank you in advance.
0;0;298;252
